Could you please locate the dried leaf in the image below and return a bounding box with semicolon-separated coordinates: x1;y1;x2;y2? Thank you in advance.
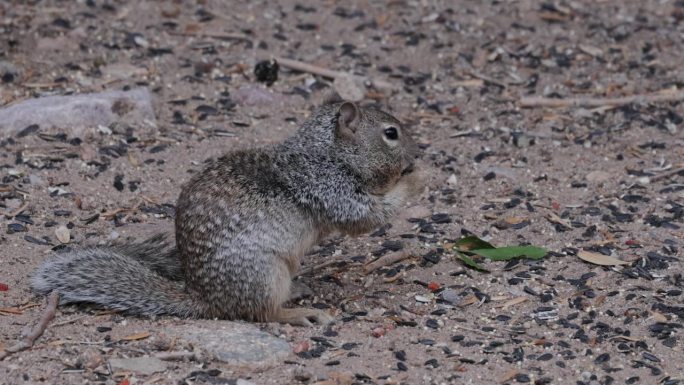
579;44;604;57
501;296;528;309
499;369;519;383
452;79;484;88
457;294;479;307
577;250;631;266
546;212;572;228
127;152;140;167
121;331;151;341
314;371;354;385
651;311;668;322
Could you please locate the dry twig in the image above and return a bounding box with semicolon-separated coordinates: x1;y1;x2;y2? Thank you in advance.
168;31;250;41
520;90;684;108
364;250;413;275
467;70;508;88
0;291;59;360
650;166;684;182
5;201;28;218
155;351;197;361
273;57;394;91
297;256;346;276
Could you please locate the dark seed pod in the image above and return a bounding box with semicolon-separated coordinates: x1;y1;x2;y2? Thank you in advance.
254;59;279;86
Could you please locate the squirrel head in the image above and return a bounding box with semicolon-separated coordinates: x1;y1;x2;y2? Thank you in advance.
319;92;420;194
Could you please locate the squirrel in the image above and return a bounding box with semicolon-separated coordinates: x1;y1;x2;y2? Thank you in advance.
30;93;422;326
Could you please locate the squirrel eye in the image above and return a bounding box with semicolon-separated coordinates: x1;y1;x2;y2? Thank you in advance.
384;127;399;140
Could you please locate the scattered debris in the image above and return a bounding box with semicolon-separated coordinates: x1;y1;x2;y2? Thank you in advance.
0;291;59;360
109;357;167;375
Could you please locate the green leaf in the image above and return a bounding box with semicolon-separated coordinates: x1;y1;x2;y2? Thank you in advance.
454;235;495;251
457;252;489;272
469;246;548;261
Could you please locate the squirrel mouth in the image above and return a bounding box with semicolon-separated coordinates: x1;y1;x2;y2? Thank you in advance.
401;163;415;176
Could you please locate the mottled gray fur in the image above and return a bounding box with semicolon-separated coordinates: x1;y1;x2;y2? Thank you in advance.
31;97;422;326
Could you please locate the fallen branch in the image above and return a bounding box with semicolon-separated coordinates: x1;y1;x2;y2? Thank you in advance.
364;250;413;275
0;291;59;360
520;90;684;108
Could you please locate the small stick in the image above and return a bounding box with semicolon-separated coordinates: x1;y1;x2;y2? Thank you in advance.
5;201;28;218
0;291;60;360
52;314;89;327
274;57;345;79
0;307;23;315
155;351;197;361
168;31;250;41
273;57;394;91
297;256;346;276
520;90;684;108
453;324;504;339
650;167;684;182
467;70;508;89
364;250;413;275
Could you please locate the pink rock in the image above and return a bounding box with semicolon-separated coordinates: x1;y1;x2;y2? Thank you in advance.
0;88;156;137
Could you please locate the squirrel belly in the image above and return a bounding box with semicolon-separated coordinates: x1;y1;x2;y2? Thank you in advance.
29;96;421;326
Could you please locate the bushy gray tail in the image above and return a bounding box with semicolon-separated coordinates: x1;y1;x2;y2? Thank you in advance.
30;235;199;318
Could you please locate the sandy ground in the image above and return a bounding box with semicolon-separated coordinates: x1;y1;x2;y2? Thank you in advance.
1;1;683;384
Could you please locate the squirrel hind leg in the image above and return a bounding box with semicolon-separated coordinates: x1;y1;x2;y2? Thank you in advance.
259;260;332;326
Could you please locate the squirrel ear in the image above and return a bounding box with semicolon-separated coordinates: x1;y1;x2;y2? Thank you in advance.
322;90;344;105
337;102;359;137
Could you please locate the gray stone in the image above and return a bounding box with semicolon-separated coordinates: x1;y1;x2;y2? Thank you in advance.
0;88;155;137
586;170;611;183
109;357;166;375
167;321;291;370
333;73;365;102
440;289;461;305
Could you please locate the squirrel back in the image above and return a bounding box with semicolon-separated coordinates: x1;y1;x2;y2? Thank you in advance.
31;95;422;325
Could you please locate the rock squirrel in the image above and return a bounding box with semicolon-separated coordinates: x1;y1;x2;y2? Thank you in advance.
31;93;422;326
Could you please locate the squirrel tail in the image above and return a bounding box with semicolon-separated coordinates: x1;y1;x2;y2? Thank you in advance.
30;236;199;318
